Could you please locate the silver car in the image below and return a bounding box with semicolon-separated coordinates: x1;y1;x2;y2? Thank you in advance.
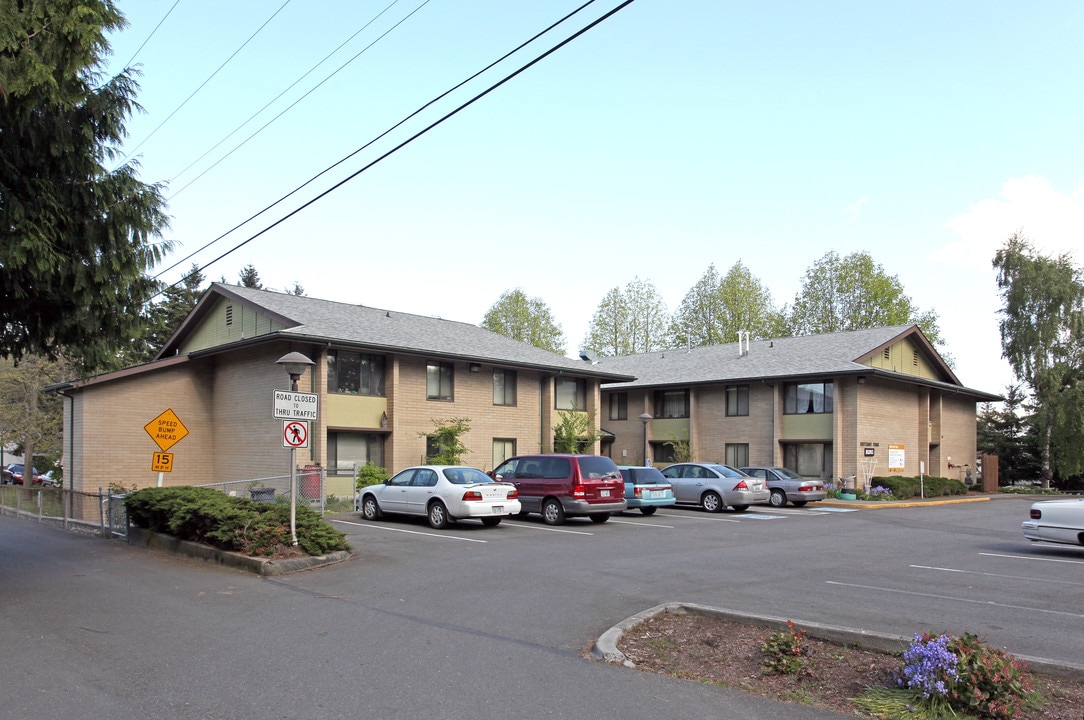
660;462;769;513
740;466;827;508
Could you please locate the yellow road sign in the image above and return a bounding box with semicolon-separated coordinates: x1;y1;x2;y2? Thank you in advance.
144;408;189;452
152;452;174;473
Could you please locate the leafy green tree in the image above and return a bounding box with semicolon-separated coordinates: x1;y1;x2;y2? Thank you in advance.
139;264;207;361
669;262;785;348
0;1;170;369
583;277;669;356
422;417;471;464
552;408;602;453
787;251;945;349
481;289;566;355
993;233;1084;486
0;356;73;485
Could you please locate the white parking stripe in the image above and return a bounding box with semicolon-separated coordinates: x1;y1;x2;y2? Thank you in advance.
824;580;1084;619
910;563;1084;587
607;518;676;528
332;519;488;543
499;521;595;536
979;551;1084;565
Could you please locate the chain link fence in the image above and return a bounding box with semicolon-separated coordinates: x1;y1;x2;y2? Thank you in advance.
0;484;128;537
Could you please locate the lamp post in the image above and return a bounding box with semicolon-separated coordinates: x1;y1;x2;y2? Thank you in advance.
277;352;314;546
639;412;653;466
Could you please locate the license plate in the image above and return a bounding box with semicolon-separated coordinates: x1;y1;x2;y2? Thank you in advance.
600;489;610;497
493;505;503;513
649;490;662;498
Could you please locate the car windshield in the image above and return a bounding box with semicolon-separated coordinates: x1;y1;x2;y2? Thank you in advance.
709;464;746;478
628;467;667;484
442;468;492;485
579;457;621;479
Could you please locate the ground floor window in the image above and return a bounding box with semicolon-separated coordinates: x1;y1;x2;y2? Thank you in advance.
725;443;749;468
650;441;676;465
783;442;833;479
493;438;516;469
328;432;385;474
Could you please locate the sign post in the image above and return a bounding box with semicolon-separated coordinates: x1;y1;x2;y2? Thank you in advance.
273;388;318;545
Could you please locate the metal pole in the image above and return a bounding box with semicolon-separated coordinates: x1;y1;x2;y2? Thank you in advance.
290;374;298;546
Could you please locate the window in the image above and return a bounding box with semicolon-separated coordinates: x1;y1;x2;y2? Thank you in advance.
609;393;628;420
493;369;517;406
725;385;748;416
783;381;833;414
327;432;384;475
327;350;386;395
725;443;749;468
493;439;516;468
426;361;454;401
555;377;587;410
650;441;676;464
654;389;689;418
784;442;833;478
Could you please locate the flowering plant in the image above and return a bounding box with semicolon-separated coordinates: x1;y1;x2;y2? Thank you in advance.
898;633;958;699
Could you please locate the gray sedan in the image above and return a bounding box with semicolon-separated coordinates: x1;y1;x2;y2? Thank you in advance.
660;462;769;512
740;466;827;508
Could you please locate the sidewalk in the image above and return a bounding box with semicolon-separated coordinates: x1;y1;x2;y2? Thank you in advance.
818;493;995;509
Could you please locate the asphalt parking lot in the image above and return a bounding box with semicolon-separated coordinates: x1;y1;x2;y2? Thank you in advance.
2;494;1080;720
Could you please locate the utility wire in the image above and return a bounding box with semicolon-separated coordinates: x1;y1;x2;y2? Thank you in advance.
166;0;428;201
116;0;292;167
155;0;609;284
160;0;636;296
165;0;410;194
119;0;181;71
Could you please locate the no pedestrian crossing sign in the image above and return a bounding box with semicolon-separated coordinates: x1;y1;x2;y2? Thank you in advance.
283;420;309;449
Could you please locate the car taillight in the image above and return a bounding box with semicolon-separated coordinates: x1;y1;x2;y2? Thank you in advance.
633;487;643;498
798;484;816;492
1030;509;1042;519
462;490;483;501
733;479;749;490
506;488;518;499
573;485;586;499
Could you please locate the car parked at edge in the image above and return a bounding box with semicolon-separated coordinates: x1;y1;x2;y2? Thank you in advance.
491;454;626;525
359;465;520;529
740;466;827;508
660;462;769;513
1021;497;1084;547
1;463;41;485
617;466;676;515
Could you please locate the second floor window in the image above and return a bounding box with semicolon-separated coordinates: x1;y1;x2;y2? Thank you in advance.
427;361;454;401
654;389;689;418
784;381;834;414
725;385;749;416
555;377;587;410
327;350;385;396
493;369;517;406
609;392;627;420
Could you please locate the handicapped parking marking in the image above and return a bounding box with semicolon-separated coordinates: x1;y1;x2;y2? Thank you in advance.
743;513;786;520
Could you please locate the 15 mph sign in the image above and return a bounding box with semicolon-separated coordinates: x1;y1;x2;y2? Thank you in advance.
273;390;319;420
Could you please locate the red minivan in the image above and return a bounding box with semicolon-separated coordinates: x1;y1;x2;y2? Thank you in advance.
491;454;626;525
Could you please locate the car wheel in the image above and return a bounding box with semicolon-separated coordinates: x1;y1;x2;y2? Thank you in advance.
701;491;724;513
731;505;749;513
640;507;657;516
792;500;808;507
769;489;787;508
589;513;610;524
428;501;451;529
541;498;565;525
480;516;502;527
361;495;382;520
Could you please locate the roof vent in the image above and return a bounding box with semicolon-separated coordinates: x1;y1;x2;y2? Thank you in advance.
579;349;597;362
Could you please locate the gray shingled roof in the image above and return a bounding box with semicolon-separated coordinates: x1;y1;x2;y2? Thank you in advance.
593;325;994;398
203;284;632;381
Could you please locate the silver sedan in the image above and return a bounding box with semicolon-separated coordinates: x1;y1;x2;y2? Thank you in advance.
660;462;769;513
740;466;827;508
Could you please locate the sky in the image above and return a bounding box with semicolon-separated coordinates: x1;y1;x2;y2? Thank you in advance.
99;1;1084;398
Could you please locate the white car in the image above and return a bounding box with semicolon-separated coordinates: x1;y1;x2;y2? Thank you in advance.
1021;498;1084;547
360;465;520;529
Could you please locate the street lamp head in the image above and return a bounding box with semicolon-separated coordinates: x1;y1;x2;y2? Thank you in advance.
639;412;653;425
276;351;314;379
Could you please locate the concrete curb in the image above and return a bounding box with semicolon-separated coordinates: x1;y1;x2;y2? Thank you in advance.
818;495;991;509
126;527;354;576
590;602;1084;680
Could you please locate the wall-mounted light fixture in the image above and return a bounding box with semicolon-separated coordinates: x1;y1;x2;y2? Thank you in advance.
469;363;481;373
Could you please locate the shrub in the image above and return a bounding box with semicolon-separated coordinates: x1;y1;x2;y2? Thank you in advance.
356;462;389;489
894;632;1036;720
761;620;808;675
126;487;350;557
871;476;967;499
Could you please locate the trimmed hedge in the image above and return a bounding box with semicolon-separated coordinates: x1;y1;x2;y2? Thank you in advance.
125;486;350;557
869;475;967;500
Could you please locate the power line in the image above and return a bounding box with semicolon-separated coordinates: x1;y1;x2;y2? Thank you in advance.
154;0;636;299
119;0;182;71
116;0;293;167
155;0;608;283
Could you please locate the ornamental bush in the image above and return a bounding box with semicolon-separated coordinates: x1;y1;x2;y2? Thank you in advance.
126;487;350;557
896;632;1037;719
